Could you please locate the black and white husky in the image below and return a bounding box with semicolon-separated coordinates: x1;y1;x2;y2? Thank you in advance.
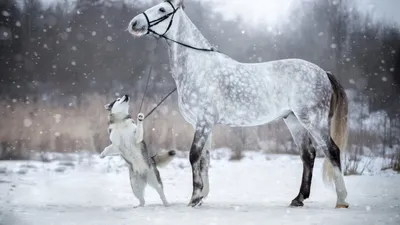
100;94;176;207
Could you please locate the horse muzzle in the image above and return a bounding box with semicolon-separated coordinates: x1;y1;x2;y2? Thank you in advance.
128;16;148;37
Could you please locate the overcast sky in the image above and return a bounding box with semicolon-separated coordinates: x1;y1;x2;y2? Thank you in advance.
203;0;400;26
39;0;400;26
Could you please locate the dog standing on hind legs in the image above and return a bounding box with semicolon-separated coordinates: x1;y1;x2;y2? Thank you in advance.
100;94;176;207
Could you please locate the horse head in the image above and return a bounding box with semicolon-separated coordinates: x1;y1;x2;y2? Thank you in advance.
128;0;184;38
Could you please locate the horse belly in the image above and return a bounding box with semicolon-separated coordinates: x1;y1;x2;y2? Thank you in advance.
217;92;291;127
218;108;290;127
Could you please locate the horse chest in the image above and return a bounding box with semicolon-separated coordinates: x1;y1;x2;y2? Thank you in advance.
176;81;214;125
177;92;199;126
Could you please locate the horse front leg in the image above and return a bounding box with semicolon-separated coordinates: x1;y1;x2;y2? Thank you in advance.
188;122;212;207
200;133;211;199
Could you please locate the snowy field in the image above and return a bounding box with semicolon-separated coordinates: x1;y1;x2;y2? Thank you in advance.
1;149;399;225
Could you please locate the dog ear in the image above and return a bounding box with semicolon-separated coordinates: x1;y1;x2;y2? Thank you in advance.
104;100;116;111
104;104;111;111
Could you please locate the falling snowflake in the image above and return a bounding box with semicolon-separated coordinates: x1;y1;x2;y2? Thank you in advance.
115;92;120;96
66;27;72;32
3;31;8;38
23;119;32;127
107;36;113;41
318;32;324;36
71;61;76;66
16;85;20;88
52;65;57;69
330;43;337;49
382;77;387;82
349;79;355;84
2;11;10;17
15;21;21;27
12;99;17;103
55;132;61;137
71;46;77;51
241;30;245;34
54;114;62;123
91;31;97;36
381;60;385;64
390;68;395;72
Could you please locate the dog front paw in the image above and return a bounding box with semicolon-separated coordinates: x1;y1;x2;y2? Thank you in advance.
137;113;144;121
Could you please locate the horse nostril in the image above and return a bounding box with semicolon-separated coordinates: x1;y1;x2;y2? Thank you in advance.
132;20;138;29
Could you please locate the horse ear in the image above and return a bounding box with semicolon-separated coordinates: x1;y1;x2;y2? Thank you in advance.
170;0;184;8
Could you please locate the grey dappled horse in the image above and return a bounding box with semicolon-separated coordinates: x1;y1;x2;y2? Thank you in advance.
128;0;349;209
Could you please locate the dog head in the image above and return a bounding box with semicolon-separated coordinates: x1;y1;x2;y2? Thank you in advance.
104;94;130;116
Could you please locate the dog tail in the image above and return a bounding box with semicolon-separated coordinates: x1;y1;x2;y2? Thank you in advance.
153;150;176;167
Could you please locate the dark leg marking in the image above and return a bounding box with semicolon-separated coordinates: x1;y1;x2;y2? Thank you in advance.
290;137;316;207
188;122;212;207
326;137;341;170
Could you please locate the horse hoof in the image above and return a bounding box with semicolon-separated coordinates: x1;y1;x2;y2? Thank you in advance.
188;196;203;207
335;204;349;209
289;199;304;207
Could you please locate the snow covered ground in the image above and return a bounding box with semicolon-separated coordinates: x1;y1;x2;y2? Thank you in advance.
1;150;399;225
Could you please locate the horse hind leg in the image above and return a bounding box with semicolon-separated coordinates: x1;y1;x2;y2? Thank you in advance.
284;113;316;207
294;111;349;208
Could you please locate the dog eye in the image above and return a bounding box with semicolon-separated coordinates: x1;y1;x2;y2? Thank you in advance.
159;7;165;13
117;98;120;101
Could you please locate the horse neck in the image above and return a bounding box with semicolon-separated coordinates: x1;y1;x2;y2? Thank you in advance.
166;9;212;79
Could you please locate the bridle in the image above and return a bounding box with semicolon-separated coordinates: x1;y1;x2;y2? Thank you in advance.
141;1;218;53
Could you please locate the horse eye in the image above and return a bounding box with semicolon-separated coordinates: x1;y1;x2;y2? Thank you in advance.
159;7;166;13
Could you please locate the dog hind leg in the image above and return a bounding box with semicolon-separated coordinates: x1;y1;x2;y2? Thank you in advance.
129;167;146;207
147;166;169;206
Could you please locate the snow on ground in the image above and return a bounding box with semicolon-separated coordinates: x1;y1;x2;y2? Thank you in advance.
0;149;399;225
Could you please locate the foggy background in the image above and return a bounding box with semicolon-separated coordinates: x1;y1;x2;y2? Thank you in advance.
0;0;399;172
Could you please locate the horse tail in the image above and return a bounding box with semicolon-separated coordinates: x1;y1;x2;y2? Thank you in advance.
322;71;348;188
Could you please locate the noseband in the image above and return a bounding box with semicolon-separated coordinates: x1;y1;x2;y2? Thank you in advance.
142;1;177;37
141;1;218;53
